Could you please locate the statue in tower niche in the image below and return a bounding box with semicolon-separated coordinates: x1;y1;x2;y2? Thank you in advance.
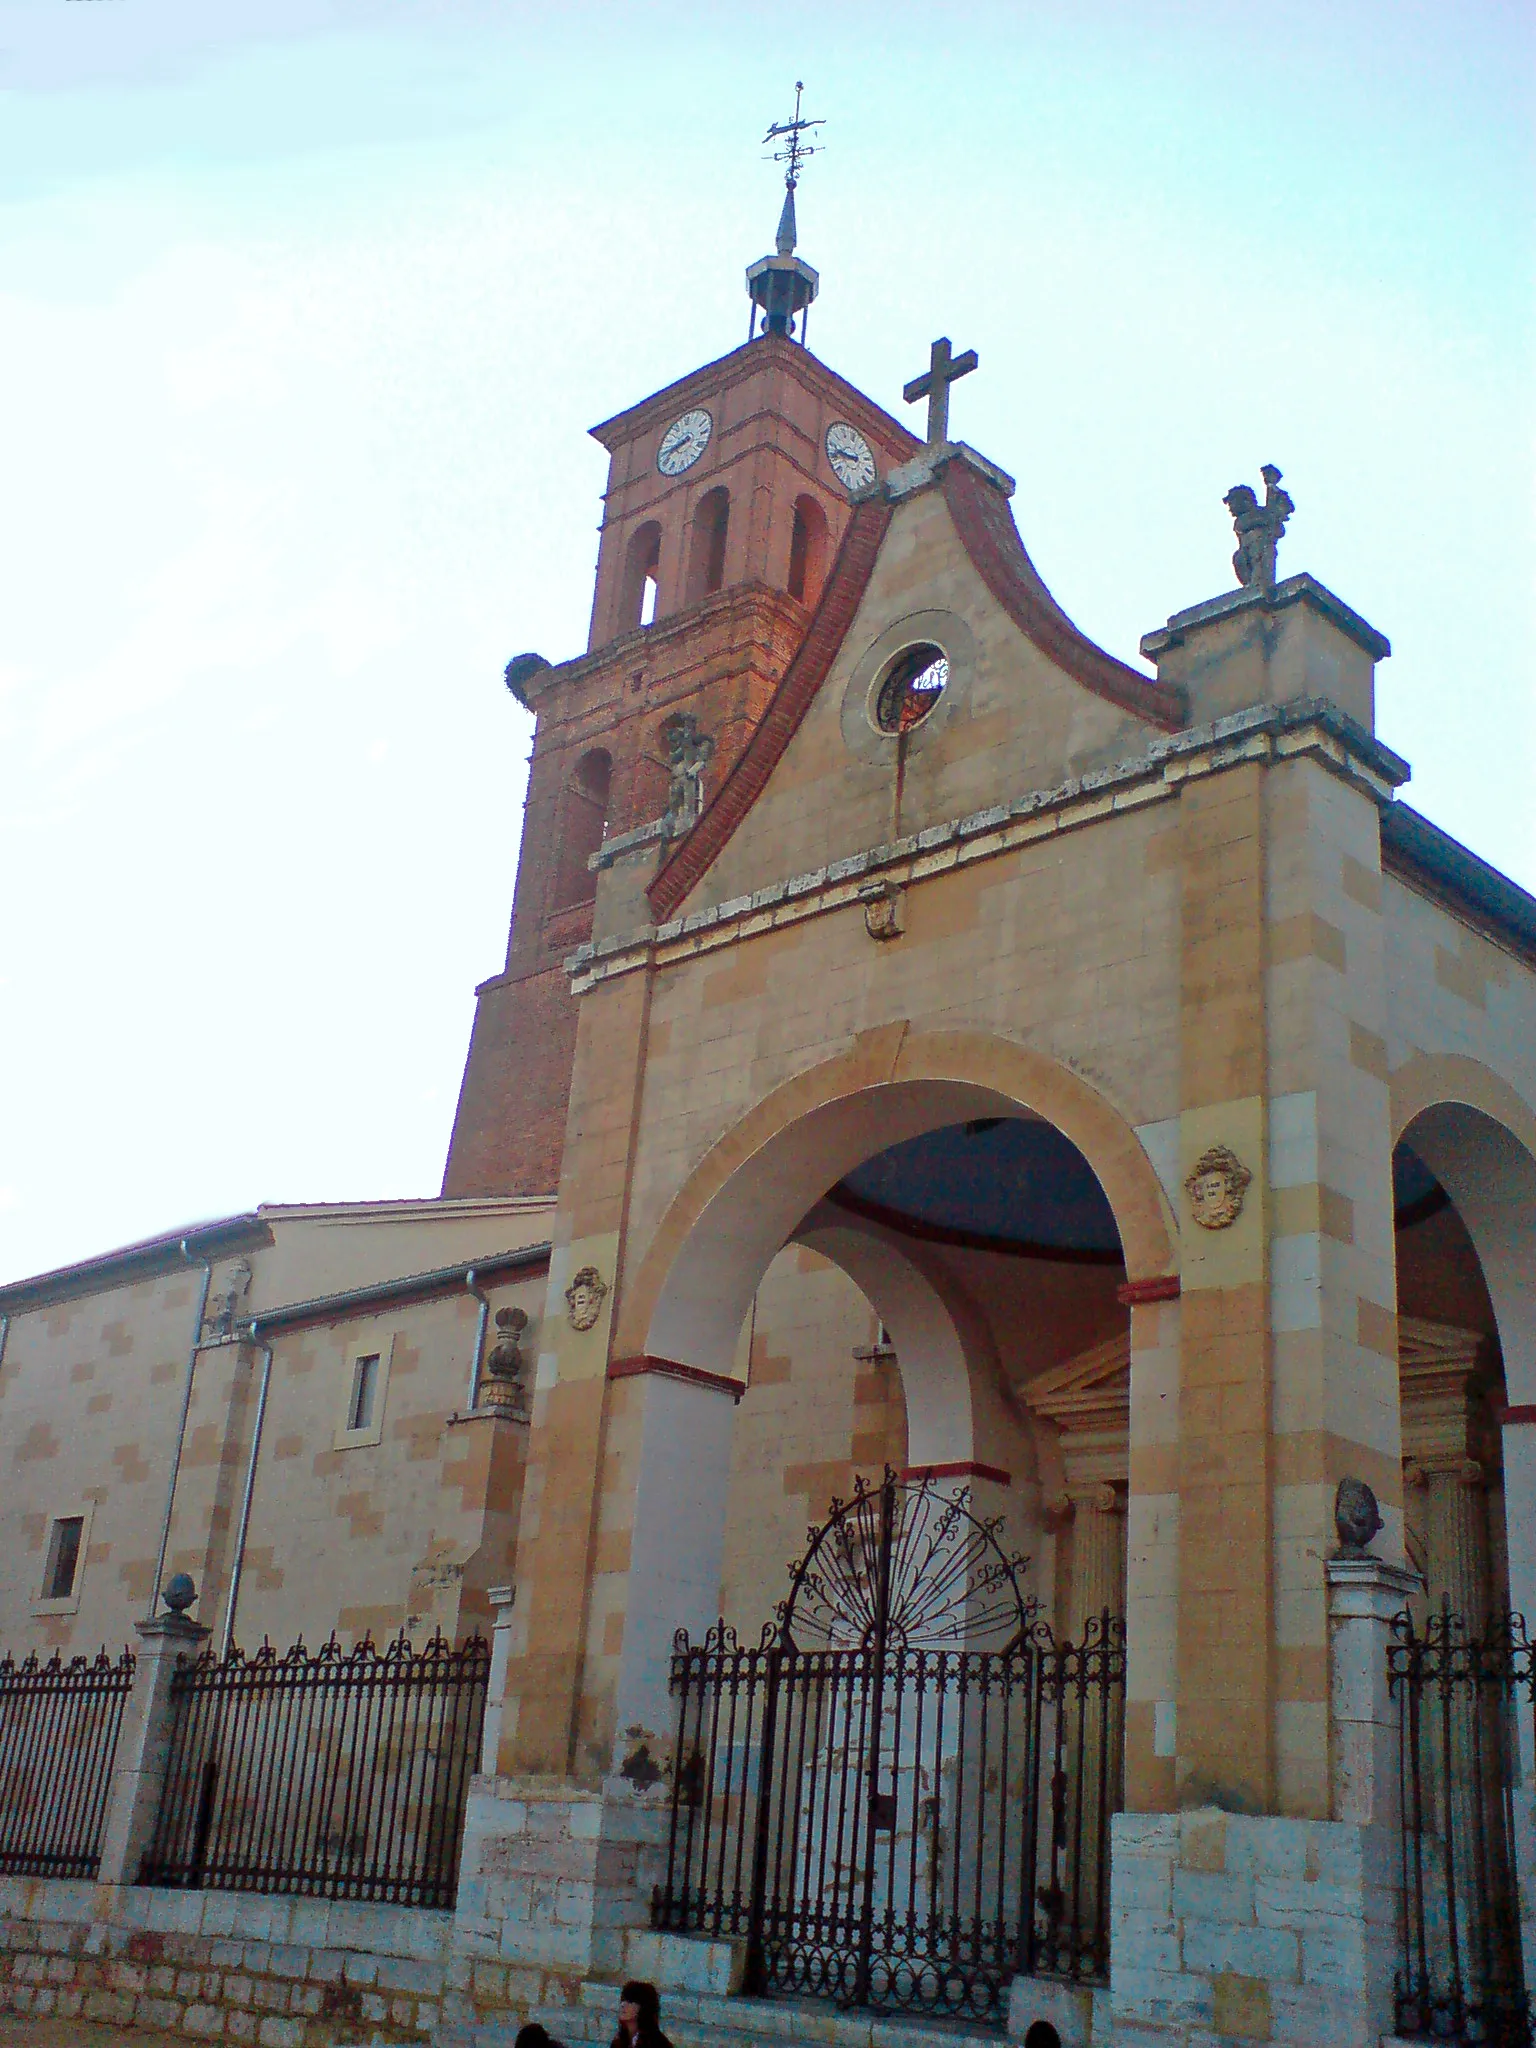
1224;464;1294;592
662;711;714;825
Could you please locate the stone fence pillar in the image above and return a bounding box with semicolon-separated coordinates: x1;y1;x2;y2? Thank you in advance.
96;1610;209;1886
478;1583;517;1777
1325;1554;1422;1829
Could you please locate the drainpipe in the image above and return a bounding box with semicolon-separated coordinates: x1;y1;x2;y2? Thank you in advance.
147;1240;213;1620
0;1314;9;1373
220;1321;274;1658
464;1268;491;1413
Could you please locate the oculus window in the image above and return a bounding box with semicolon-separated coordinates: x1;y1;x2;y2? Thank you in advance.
873;644;949;734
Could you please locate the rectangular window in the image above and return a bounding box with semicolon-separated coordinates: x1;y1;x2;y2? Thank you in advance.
45;1517;84;1601
348;1353;380;1433
334;1332;393;1449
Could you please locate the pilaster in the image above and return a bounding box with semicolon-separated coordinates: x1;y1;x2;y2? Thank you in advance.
1175;758;1274;1813
501;964;653;1781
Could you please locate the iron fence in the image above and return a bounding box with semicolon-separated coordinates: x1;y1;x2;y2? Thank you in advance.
1390;1605;1533;2047
139;1629;488;1906
651;1472;1123;2023
654;1613;1123;2022
0;1647;135;1879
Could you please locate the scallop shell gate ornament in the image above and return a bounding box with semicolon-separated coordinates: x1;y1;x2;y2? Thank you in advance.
654;1469;1125;2021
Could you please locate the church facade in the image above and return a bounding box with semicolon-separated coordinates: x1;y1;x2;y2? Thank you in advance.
4;184;1536;2048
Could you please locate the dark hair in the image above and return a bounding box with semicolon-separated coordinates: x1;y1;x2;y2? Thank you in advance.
620;1981;660;2026
515;2029;553;2048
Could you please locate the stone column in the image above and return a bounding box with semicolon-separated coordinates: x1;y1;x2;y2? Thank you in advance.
96;1610;209;1886
603;1366;739;1789
1414;1458;1492;1627
1399;1316;1495;1627
1022;1338;1129;1986
1066;1480;1128;1637
456;1361;738;1982
1018;1331;1130;1639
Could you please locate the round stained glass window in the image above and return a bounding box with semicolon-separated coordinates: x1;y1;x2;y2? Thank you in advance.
873;643;949;734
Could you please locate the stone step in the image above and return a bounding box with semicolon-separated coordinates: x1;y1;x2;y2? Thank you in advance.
441;1984;1020;2048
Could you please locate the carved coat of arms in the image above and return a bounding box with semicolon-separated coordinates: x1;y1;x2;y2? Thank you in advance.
1184;1145;1253;1230
565;1264;609;1332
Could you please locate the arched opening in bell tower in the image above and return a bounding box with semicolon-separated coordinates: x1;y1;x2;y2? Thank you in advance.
552;746;611;908
685;485;731;604
787;493;827;605
619;522;661;632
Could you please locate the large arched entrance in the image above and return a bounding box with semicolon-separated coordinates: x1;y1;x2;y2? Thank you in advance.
1388;1078;1536;2041
608;1044;1173;2020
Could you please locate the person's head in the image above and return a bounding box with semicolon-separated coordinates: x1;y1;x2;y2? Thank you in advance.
515;2029;552;2048
619;1981;660;2033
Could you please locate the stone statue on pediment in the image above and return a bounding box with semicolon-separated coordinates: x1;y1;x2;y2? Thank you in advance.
1224;464;1294;592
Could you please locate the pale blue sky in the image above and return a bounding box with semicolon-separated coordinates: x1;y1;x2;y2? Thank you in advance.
1;0;1531;1281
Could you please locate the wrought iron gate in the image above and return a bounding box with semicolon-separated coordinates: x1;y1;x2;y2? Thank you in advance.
653;1471;1125;2023
1390;1605;1533;2047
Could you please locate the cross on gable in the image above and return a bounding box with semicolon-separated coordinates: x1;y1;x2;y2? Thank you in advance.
903;335;978;446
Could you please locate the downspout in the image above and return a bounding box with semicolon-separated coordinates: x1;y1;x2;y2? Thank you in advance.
0;1314;9;1373
464;1268;491;1413
220;1322;274;1658
147;1240;213;1620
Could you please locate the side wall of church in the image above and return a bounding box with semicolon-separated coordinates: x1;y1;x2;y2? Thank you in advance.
1382;871;1536;1127
0;1268;216;1656
0;1231;550;1661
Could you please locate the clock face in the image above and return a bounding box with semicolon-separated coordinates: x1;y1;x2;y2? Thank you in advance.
826;421;877;492
657;408;713;476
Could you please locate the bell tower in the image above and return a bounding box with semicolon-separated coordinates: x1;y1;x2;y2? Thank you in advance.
442;120;919;1199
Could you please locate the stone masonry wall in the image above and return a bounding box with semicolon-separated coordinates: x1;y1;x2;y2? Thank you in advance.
1109;1808;1399;2047
0;1879;573;2045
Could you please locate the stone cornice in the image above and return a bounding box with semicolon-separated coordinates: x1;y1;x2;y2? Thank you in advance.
1382;801;1536;973
1140;573;1392;664
565;697;1413;993
523;581;808;709
587;333;919;460
1399;1315;1494;1476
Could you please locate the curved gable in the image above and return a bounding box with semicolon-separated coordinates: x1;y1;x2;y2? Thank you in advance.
649;455;1185;922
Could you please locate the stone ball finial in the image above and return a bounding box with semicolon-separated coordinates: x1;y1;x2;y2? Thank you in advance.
1333;1476;1384;1558
161;1573;198;1615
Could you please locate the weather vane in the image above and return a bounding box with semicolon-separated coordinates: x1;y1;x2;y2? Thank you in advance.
764;81;825;190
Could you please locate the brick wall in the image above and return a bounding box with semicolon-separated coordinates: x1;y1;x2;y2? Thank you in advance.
442;585;809;1201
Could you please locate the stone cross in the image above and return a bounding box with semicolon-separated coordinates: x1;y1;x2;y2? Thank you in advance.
903;336;978;447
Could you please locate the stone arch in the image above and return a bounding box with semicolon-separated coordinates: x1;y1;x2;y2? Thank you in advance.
1391;1054;1536;1404
1391;1052;1536;1705
616;1025;1176;1376
787;493;828;606
685;485;730;603
619;520;661;630
792;1205;1023;1475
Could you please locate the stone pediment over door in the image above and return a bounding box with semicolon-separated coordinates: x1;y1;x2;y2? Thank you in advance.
1018;1329;1132;1501
649;448;1186;924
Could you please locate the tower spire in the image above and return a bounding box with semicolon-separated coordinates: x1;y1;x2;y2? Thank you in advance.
747;81;822;345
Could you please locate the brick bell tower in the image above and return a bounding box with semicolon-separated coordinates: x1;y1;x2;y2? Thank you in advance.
441;148;920;1198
